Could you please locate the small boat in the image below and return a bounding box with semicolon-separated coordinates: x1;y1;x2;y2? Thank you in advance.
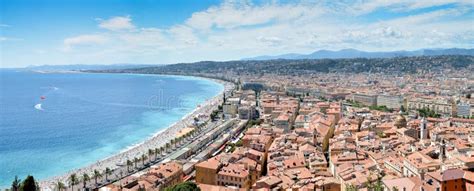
40;96;46;100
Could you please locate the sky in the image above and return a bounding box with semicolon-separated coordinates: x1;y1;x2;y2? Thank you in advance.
0;0;473;68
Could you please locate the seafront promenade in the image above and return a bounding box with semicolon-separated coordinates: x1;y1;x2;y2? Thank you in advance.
39;78;234;190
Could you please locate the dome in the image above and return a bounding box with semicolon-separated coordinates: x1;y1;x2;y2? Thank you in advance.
394;113;407;128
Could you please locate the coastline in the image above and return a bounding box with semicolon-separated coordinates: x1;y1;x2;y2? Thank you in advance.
38;74;234;190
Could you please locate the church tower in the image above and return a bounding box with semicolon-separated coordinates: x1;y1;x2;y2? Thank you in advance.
420;117;428;141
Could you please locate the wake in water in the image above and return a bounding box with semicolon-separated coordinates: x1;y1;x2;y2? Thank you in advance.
34;103;43;111
35;86;58;111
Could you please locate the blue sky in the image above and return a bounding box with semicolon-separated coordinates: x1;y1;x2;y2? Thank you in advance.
1;0;473;67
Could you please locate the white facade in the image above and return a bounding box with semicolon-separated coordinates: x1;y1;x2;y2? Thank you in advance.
457;102;471;117
377;95;403;109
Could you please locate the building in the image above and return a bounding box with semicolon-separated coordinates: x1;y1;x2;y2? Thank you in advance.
352;93;377;106
150;161;184;190
377;95;403;109
426;169;474;191
238;105;256;120
216;163;251;189
406;96;455;116
195;157;223;185
273;113;290;132
223;103;238;117
403;152;441;179
457;102;472;117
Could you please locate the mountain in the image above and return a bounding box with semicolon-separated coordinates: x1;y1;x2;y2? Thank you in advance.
24;64;156;71
243;48;474;60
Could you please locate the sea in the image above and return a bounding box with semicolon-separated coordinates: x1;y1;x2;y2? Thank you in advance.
0;69;223;187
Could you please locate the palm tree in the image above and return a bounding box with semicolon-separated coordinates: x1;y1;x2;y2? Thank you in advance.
11;175;21;191
104;168;113;182
141;154;148;166
134;157;139;168
126;159;133;172
92;169;102;186
81;173;90;189
148;148;154;162
165;143;170;153
176;137;181;147
69;174;78;191
174;137;179;148
160;146;165;155
55;181;66;191
154;148;160;159
183;132;189;142
170;139;175;149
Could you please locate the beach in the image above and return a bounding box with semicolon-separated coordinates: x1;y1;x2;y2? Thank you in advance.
38;77;234;190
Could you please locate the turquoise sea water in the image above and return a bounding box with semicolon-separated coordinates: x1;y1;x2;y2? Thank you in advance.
0;70;223;187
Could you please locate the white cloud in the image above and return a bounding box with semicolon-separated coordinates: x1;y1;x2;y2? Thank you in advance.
98;16;135;31
63;34;108;51
0;36;23;42
48;0;473;66
185;1;325;30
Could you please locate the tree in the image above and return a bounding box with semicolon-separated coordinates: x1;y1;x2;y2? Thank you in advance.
345;184;358;191
55;181;66;191
164;182;201;191
81;173;90;189
154;147;160;160
69;174;78;191
11;176;21;191
134;157;140;168
170;139;175;149
373;176;384;191
148;148;155;162
92;169;102;186
174;137;179;148
127;160;133;172
141;154;148;166
20;175;38;191
400;105;406;112
104;168;112;182
165;143;171;152
160;147;165;156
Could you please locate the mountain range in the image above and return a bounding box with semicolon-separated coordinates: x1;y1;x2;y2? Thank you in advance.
243;48;474;60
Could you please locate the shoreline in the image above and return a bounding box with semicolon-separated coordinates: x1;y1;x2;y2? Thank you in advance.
38;74;234;190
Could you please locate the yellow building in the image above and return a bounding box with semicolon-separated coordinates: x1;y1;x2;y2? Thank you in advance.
195;157;223;185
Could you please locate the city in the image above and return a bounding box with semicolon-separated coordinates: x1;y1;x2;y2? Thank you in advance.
1;1;473;191
79;55;473;191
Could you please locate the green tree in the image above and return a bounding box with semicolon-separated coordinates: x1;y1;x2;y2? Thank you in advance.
11;176;21;191
141;154;148;166
92;169;102;186
164;182;201;191
134;157;140;168
154;147;160;159
148;148;155;162
345;184;358;191
81;173;90;189
104;168;113;182
55;181;66;191
20;175;38;191
127;159;133;172
69;173;78;191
